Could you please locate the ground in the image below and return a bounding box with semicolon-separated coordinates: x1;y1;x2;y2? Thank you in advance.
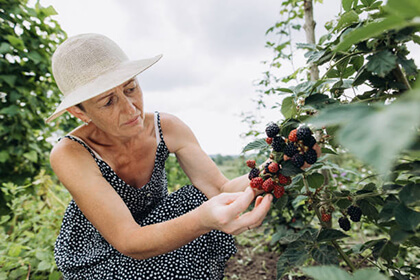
224;225;311;280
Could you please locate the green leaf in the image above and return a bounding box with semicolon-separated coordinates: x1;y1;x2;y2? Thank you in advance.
317;228;349;242
308;103;371;128
337;100;420;174
360;0;375;7
27;51;44;64
353;268;390;280
399;183;420;206
358;199;379;221
380;241;399;262
342;0;354;12
306;173;324;189
378;200;399;222
281;96;297;119
311;244;339;265
8;244;22;257
0;150;10;163
275;87;294;94
335;10;359;31
277;241;310;278
23;150;38;163
0;75;17;87
337;198;353;209
335;16;407;52
242;139;268;153
275;194;288;211
6;35;25;50
386;0;420;20
301;266;352;280
0;42;11;54
366;50;397;78
280;160;304;176
305;93;337;110
37;260;51;271
394;203;420;231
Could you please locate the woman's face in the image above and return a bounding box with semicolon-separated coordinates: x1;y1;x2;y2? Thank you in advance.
80;78;145;137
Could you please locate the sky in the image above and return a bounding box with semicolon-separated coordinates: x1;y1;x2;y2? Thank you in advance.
39;0;342;155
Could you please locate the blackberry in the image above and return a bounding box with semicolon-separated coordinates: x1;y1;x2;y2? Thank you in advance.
284;142;298;157
248;168;260;180
347;205;362;222
297;126;312;141
266;122;280;137
304;149;318;165
291;153;305;168
272;136;286;152
303;136;317;148
264;162;271;174
338;217;351;231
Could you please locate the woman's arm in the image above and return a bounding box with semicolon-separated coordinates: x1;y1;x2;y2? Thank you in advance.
160;113;253;197
50;139;271;260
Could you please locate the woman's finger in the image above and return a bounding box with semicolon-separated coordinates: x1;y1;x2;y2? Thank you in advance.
227;187;255;217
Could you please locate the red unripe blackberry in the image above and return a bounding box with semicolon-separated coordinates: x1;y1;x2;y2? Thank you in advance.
296;126;312;141
248;168;260;180
266;122;280;137
291;153;305;168
246;159;256;169
284;142;298;157
278;174;291;185
250;177;264;190
321;213;332;222
273;185;285;198
268;162;279;174
265;137;273;145
304;149;318;165
347;205;362;222
288;129;298;142
338;217;351;231
262;178;276;192
272;136;286;152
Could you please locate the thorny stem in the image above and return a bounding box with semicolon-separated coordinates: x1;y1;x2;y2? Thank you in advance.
303;176;358;272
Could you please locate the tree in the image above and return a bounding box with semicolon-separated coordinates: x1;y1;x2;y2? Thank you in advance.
243;0;420;278
0;0;76;214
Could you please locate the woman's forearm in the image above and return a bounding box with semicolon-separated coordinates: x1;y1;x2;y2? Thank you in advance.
122;207;209;260
220;174;250;193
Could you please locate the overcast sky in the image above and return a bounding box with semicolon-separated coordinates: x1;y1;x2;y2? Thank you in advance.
40;0;343;155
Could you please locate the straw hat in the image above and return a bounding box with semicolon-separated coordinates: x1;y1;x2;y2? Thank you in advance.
46;33;162;122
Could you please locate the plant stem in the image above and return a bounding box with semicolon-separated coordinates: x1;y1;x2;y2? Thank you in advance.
331;240;357;271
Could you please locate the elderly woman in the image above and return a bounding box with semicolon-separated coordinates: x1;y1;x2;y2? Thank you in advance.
48;33;272;279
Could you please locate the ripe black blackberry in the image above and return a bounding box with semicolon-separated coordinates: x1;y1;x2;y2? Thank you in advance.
296;126;312;141
338;217;351;231
304;149;318;165
347;205;362;222
264;162;271;174
284;142;298;157
303;136;317;148
291;153;305;168
266;122;280;138
248;168;260;180
272;136;286;152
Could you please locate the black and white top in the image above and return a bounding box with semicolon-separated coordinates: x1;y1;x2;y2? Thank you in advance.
54;112;236;280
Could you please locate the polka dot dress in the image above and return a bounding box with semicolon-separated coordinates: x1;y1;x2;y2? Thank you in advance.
54;112;236;280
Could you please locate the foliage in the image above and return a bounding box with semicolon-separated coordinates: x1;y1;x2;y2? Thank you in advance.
0;171;70;280
165;154;192;192
0;0;77;215
244;0;420;279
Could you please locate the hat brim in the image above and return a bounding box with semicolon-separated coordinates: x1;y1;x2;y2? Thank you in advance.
46;54;162;123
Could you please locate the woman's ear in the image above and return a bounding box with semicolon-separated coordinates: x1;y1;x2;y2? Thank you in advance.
67;106;89;123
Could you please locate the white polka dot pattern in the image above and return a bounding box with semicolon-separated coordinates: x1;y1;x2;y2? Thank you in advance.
54;112;236;279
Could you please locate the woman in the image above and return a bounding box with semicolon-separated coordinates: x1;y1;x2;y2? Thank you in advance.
48;33;272;279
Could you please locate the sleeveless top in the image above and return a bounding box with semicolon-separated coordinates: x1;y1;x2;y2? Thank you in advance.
54;112;236;280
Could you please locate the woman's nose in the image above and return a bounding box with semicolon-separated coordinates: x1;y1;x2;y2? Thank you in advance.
121;95;137;114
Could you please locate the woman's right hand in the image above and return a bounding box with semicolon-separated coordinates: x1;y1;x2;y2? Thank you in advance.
197;187;272;235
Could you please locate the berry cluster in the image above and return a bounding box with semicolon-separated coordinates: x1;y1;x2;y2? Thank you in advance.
247;122;321;198
338;205;363;231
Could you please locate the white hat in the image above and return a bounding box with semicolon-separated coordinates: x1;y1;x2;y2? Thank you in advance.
46;33;162;122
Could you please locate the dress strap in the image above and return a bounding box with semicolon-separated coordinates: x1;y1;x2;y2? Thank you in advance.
154;111;165;144
59;135;103;161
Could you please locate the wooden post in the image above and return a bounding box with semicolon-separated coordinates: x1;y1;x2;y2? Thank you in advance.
303;0;320;81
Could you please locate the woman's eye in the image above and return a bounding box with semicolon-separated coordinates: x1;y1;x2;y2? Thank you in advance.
125;87;135;94
104;97;114;107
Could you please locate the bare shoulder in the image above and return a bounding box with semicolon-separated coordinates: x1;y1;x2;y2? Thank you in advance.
158;112;198;153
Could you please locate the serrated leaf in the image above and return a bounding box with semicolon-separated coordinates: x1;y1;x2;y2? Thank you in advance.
358;199;379;221
301;266;352;280
353;268;390;280
281;96;297;119
275;194;288;211
335;10;359;31
242;139;268;153
394;203;420;231
337;199;352;209
366;50;397;78
398;58;418;76
378;201;399;222
399;183;420;206
280;160;304;176
277;241;310;278
317;228;349;242
381;241;399;262
306;173;324;189
342;0;354;12
311;244;339;265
